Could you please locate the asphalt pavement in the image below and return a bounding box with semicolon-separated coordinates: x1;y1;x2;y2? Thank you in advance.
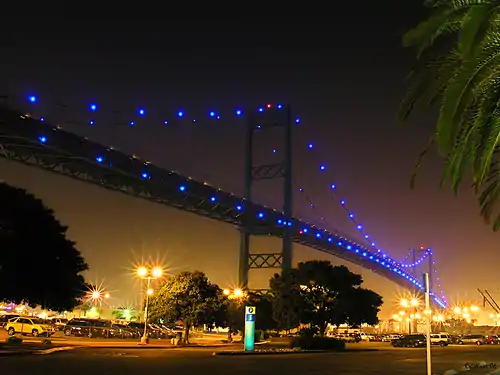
2;343;500;375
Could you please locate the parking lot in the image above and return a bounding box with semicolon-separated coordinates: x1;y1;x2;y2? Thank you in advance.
2;341;500;375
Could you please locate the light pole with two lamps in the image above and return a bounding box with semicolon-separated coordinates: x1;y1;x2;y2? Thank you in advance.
137;266;163;344
400;298;420;334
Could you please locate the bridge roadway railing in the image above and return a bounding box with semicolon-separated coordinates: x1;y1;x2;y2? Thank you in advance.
0;106;445;307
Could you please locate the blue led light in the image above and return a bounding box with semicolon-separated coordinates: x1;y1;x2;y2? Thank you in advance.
258;212;264;218
28;95;37;103
295;118;300;124
236;109;242;116
236;205;242;211
40;118;44;122
141;172;148;179
179;185;186;192
272;149;276;153
96;156;103;163
164;120;169;125
320;165;326;171
216;115;220;120
308;143;313;149
277;104;283;109
330;184;336;189
258;107;264;112
177;111;184;117
89;120;94;125
138;108;145;116
210;196;216;202
90;104;97;112
129;121;135;126
209;111;215;117
38;136;46;143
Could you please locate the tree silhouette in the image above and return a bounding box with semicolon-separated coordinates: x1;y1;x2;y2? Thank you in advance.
0;183;88;311
225;292;276;335
270;261;383;335
269;270;303;331
147;271;226;344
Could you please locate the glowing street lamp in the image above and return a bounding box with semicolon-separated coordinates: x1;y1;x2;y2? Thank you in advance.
411;299;419;307
400;299;409;308
136;266;164;344
224;288;246;300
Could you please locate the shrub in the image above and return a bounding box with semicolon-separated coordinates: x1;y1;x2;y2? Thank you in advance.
290;336;345;351
299;327;319;337
6;336;23;345
254;330;262;342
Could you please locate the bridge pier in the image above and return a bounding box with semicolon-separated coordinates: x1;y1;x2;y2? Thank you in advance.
238;105;293;288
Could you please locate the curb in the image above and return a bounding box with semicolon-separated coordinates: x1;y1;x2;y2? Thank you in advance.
35;346;79;355
0;346;77;357
213;349;329;356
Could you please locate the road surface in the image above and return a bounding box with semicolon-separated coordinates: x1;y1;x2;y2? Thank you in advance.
1;344;500;375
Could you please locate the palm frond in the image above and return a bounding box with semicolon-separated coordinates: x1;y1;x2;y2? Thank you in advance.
410;134;437;189
478;156;500;229
458;3;497;57
436;40;500;154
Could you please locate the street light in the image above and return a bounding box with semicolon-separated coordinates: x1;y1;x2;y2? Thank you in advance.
137;266;163;344
223;288;246;300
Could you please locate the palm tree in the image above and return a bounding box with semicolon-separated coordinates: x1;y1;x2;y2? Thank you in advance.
399;0;500;229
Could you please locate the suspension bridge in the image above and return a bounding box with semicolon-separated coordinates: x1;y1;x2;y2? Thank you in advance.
0;94;447;308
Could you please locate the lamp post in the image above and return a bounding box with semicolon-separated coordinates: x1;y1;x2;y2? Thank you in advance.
399;297;420;334
137;266;163;345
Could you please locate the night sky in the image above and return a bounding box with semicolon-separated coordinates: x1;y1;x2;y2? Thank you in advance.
1;7;498;316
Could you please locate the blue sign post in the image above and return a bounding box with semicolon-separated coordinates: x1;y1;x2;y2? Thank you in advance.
244;306;256;351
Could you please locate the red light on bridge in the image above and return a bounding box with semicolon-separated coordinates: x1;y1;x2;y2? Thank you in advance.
420;245;425;250
266;104;272;108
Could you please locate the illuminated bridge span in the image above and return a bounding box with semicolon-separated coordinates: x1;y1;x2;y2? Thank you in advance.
0;101;447;308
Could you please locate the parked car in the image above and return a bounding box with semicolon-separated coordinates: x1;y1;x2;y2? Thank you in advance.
0;314;19;328
392;334;426;348
49;318;68;331
64;319;93;337
457;335;486;345
430;333;451;346
486;335;499;345
5;317;55;337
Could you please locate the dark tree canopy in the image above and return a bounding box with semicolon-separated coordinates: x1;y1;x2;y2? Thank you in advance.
269;270;304;331
225;292;276;333
270;261;383;335
0;183;88;311
148;271;226;343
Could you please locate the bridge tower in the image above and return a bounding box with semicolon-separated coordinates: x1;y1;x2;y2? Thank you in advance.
238;105;293;288
407;247;434;296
